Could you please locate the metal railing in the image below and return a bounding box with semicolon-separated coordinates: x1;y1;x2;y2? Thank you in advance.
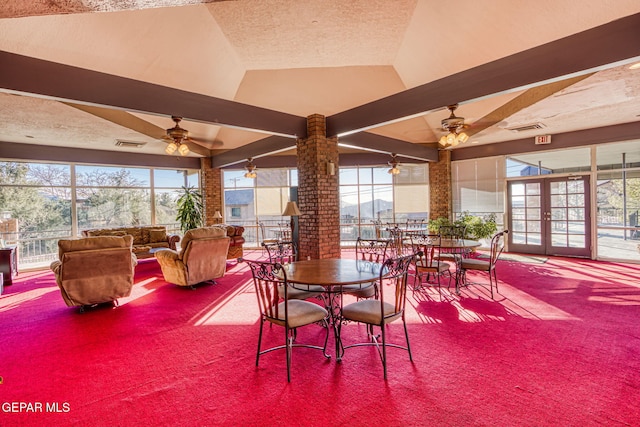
3;223;183;270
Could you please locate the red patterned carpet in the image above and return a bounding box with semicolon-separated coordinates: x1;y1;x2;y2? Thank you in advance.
1;251;639;426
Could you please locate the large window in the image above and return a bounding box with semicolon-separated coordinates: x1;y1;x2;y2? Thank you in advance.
0;162;72;267
222;164;429;247
596;140;640;260
0;161;198;269
222;168;298;247
452;157;505;228
339;164;428;243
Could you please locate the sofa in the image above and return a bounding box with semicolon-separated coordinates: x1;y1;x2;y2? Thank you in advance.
155;227;230;288
81;226;180;259
213;224;245;260
51;235;138;310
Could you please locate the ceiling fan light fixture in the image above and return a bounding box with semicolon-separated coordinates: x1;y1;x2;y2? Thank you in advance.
165;142;178;154
244;158;257;179
387;153;401;175
440;104;469;149
164;116;192;156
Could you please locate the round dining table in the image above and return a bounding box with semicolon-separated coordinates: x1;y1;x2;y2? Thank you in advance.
283;258;383;360
284;258;382;287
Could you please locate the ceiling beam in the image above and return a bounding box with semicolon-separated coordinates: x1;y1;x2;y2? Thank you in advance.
339;132;437;162
452;121;640;161
0;141;201;169
327;12;640;137
0;50;308;139
211;135;297;168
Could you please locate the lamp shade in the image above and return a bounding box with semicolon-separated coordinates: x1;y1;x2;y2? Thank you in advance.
178;143;190;156
213;210;223;219
165;142;178;154
282;201;301;216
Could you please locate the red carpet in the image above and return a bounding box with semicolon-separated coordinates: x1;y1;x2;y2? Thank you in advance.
1;251;639;426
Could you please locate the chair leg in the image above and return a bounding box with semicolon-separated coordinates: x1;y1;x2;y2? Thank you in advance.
403;317;413;362
256;319;265;367
381;324;388;380
285;326;292;383
493;268;499;296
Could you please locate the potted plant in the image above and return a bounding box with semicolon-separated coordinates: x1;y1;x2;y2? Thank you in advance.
456;211;498;241
176;186;203;233
428;212;497;241
427;216;453;233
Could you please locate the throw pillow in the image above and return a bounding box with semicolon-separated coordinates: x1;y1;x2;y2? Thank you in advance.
149;229;167;243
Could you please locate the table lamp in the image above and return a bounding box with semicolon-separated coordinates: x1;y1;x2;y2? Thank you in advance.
213;210;223;224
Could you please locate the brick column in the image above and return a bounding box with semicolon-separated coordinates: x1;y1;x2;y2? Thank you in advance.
429;149;452;220
296;114;340;259
201;157;223;226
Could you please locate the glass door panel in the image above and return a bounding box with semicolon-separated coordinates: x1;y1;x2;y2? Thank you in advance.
508;176;591;257
508;181;544;253
545;176;590;256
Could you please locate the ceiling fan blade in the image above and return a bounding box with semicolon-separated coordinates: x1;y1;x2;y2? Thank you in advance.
64;103;212;156
189;136;224;148
464;73;594;137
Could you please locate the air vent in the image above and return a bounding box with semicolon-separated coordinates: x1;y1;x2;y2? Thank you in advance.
505;123;545;132
115;140;147;148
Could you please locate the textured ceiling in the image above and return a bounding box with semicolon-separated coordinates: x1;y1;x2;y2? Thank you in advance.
0;0;639;164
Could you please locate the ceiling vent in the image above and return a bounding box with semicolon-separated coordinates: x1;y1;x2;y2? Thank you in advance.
505;123;546;132
115;140;147;148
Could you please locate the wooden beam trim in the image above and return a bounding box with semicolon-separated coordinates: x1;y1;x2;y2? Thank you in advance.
0;50;308;138
451;121;640;161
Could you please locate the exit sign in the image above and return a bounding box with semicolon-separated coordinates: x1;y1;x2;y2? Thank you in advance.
535;135;552;145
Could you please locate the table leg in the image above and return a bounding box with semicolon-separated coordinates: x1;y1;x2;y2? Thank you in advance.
324;291;344;361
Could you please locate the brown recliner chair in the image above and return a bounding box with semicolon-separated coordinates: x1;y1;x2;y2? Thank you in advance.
51;235;138;311
155;227;230;288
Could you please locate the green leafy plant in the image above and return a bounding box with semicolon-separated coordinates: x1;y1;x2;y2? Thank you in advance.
428;212;497;240
456;211;497;240
427;216;453;233
176;186;203;233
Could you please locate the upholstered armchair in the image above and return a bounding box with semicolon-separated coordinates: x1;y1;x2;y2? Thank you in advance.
155;227;231;288
50;235;138;311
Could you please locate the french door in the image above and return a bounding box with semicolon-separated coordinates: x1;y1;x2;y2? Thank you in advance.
507;176;591;257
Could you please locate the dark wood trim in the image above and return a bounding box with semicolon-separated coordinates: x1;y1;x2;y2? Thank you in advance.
451;121;640;161
327;13;640;137
211;135;297;168
0;50;307;139
0;141;201;169
218;152;427;169
338;132;438;162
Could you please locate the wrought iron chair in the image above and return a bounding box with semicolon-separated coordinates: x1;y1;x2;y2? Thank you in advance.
277;222;292;241
385;225;408;257
458;230;509;299
371;219;383;239
258;221;279;248
341;238;390;299
410;233;452;297
338;253;416;380
263;241;325;300
437;224;468;262
245;259;330;382
405;218;426;231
